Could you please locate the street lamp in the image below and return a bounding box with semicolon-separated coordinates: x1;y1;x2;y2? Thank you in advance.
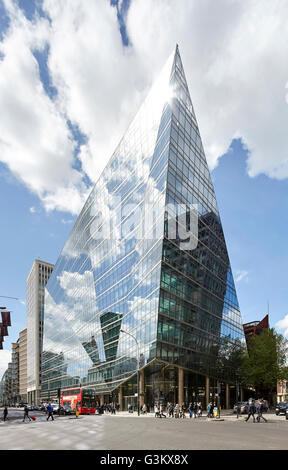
120;329;140;416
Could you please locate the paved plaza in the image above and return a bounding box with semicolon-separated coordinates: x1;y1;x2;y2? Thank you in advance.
0;410;288;450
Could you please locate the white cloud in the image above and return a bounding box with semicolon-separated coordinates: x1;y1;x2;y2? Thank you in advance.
61;218;74;224
42;0;145;185
0;1;89;214
0;349;11;380
127;0;288;178
276;315;288;338
1;0;288;216
235;270;249;283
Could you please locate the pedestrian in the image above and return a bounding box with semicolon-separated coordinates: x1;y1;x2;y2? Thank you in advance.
245;400;256;423
46;403;54;421
193;402;198;418
3;406;8;422
207;402;211;418
23;405;31;422
236;402;241;419
207;402;212;418
159;404;166;418
181;403;186;418
142;403;147;414
154;403;160;418
256;400;267;423
188;402;194;419
174;403;179;418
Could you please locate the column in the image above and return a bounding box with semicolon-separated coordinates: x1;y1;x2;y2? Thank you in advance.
119;385;123;411
240;388;244;402
205;376;210;408
139;369;145;407
178;367;184;404
100;394;104;406
225;384;230;409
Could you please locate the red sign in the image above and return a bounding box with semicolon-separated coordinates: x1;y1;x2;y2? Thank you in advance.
1;311;11;326
0;325;8;336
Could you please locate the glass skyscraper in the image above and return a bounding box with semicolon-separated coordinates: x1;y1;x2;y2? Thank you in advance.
41;46;245;409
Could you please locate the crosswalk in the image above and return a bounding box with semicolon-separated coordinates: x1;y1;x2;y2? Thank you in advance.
0;416;104;450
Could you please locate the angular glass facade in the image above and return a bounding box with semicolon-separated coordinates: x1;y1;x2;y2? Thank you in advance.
41;46;245;407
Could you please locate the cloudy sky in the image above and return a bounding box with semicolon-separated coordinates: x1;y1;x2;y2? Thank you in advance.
1;0;288;376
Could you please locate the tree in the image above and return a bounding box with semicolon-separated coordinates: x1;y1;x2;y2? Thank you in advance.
242;328;288;404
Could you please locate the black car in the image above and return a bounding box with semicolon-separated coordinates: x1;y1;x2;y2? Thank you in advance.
59;406;73;415
286;409;288;420
275;402;288;415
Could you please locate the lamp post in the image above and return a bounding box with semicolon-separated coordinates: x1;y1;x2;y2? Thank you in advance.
120;329;140;416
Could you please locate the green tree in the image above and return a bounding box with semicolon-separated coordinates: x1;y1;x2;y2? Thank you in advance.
242;328;288;404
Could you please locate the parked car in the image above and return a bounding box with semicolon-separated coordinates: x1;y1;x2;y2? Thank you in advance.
275;402;288;415
59;405;73;415
51;403;60;414
33;405;40;411
233;402;249;414
286;408;288;420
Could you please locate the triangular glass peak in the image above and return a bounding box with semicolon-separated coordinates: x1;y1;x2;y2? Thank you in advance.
41;46;245;402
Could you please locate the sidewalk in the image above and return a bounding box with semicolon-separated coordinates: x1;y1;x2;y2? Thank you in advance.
100;410;280;421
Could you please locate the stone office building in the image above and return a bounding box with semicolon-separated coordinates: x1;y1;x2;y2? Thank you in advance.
27;259;53;404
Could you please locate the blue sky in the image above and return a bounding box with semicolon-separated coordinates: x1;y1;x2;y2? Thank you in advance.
1;0;288;374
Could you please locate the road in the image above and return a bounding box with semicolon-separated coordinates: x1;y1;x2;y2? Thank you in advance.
0;409;287;450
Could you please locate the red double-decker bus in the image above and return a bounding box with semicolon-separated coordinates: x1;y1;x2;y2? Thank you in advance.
61;387;96;414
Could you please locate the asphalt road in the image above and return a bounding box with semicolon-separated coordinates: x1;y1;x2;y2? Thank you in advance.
0;410;287;450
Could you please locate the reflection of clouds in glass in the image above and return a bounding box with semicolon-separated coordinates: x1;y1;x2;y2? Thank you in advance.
58;270;95;300
42;49;183;395
43;271;105;365
129;294;158;322
43;291;79;357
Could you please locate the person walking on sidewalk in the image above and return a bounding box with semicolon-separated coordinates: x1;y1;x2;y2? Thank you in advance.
154;403;160;418
256;400;267;423
236;403;241;419
23;405;31;422
3;406;8;422
46;403;54;421
188;402;194;418
245;400;256;423
159;404;167;418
